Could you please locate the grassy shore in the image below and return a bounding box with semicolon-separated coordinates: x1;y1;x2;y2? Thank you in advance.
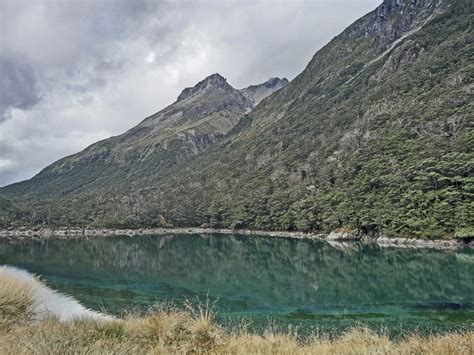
1;271;473;354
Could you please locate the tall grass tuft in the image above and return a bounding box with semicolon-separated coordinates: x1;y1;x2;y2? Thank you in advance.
0;271;36;331
184;297;224;353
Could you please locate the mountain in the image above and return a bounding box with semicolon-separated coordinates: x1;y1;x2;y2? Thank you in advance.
1;74;287;198
2;0;473;237
240;77;289;106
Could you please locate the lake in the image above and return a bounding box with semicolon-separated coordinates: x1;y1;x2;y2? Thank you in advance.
0;233;473;336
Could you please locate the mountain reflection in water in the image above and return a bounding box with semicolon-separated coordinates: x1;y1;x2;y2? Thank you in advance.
0;234;472;334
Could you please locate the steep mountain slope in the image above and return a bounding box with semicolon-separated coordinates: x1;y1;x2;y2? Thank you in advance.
2;0;473;237
142;0;473;236
1;74;287;198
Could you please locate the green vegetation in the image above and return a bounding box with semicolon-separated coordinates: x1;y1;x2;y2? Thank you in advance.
0;195;27;228
1;0;472;239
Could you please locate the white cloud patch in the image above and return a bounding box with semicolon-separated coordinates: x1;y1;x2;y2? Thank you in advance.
0;0;381;186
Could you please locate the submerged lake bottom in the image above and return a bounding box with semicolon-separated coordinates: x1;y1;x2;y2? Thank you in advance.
0;233;473;337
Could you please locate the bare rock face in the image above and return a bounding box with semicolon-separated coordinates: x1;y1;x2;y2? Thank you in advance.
138;73;252;131
177;73;236;102
240;77;289;106
364;0;439;53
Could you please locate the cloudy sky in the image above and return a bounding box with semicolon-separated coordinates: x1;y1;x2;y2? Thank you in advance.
0;0;380;187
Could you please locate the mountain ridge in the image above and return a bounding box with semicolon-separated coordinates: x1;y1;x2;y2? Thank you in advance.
1;0;472;238
1;74;288;198
176;73;233;102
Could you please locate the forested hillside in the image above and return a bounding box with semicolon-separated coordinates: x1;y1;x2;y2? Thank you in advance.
2;0;472;238
153;0;473;238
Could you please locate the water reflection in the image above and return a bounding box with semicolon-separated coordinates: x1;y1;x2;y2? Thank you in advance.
0;234;472;332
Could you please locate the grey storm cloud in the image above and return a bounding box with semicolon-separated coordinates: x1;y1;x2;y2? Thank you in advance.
0;56;40;119
0;0;381;186
0;0;163;118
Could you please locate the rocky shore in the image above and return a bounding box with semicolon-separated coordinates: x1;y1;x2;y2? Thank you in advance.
0;227;472;250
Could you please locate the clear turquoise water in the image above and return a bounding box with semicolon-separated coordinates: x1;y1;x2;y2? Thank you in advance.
0;234;473;336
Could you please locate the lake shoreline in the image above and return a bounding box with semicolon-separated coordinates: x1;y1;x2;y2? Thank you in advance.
0;226;472;250
2;264;473;353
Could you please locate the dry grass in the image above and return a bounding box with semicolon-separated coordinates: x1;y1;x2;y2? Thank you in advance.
0;275;472;354
0;272;36;332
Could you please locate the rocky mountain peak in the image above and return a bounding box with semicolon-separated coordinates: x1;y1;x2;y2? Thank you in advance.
203;73;228;86
177;73;234;102
261;77;289;88
240;77;289;106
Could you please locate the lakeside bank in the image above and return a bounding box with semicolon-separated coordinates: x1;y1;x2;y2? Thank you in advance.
0;227;472;250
